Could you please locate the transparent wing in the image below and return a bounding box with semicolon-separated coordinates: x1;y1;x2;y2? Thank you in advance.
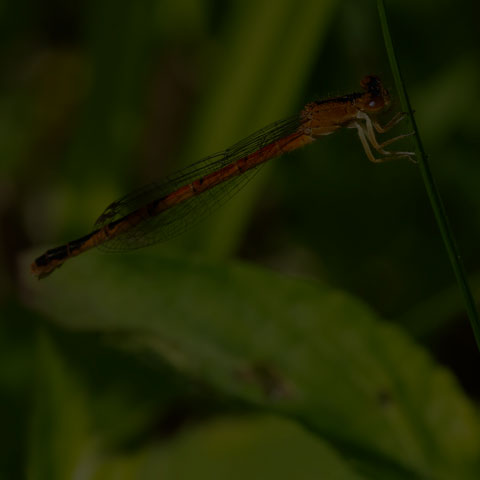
98;164;264;252
94;114;302;252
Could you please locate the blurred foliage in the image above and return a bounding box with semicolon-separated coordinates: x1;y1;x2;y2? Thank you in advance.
1;0;480;479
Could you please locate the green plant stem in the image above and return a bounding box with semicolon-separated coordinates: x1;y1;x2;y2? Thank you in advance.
377;0;480;352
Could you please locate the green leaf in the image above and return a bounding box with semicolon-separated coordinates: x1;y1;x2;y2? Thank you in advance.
90;416;366;480
27;332;91;480
22;250;480;479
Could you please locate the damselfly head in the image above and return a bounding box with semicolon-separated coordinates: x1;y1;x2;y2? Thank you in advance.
359;75;391;113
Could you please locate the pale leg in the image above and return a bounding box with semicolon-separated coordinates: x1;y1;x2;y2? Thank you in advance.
372;111;406;133
357;111;414;153
349;121;415;163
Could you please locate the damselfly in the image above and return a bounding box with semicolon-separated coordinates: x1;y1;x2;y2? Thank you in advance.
31;75;414;278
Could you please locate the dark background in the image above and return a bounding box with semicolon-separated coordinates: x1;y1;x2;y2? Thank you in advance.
1;1;480;478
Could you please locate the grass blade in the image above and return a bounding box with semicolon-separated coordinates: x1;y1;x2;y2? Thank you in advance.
377;0;480;351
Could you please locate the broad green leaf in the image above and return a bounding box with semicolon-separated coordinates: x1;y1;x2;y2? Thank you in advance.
22;250;480;479
27;332;91;480
90;416;366;480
